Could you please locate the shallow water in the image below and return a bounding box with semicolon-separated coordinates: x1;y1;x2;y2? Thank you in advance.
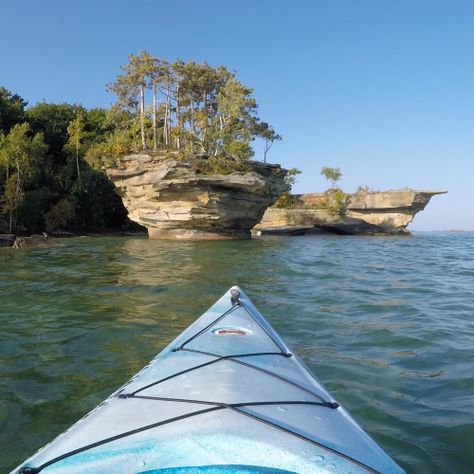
1;233;473;473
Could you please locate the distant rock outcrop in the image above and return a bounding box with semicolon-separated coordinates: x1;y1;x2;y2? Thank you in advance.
0;234;15;247
254;189;446;236
13;234;61;249
345;189;446;229
106;153;288;240
317;217;408;236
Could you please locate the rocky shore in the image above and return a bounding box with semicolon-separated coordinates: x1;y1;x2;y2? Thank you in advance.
0;234;61;249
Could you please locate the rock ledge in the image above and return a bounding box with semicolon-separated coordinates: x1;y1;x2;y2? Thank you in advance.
106;153;288;240
254;189;446;235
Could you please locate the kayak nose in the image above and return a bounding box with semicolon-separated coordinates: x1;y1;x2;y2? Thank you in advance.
230;288;241;305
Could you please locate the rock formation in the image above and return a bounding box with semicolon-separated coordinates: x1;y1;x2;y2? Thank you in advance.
13;234;61;249
106;153;288;240
0;234;15;247
317;217;408;236
254;189;446;235
345;189;446;228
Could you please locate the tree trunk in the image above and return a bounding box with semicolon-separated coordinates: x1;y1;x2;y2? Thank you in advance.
140;83;146;150
5;167;12;232
76;139;81;181
264;139;273;163
203;93;208;126
190;96;195;152
163;94;168;146
190;95;195;133
164;83;171;146
152;83;157;151
176;85;181;150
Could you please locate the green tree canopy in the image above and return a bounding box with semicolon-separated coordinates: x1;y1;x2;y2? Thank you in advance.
0;122;47;231
320;166;342;188
0;87;27;134
27;103;85;158
107;53;280;162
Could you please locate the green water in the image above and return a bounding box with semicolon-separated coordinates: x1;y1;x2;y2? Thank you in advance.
1;233;473;473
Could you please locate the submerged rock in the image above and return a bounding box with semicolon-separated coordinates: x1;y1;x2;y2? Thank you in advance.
106;153;288;240
13;234;61;249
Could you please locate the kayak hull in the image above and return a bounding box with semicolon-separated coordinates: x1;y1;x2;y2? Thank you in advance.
13;287;404;474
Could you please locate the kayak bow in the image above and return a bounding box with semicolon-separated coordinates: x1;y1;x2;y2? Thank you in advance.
14;286;404;474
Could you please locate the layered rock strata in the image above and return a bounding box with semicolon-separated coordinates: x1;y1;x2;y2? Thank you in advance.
346;189;446;229
254;189;446;235
106;153;288;240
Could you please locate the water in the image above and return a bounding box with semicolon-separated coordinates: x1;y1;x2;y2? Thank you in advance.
1;233;473;473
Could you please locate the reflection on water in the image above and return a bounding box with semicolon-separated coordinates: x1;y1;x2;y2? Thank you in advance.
1;233;474;473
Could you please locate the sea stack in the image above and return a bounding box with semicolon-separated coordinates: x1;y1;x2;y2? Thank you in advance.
106;152;288;240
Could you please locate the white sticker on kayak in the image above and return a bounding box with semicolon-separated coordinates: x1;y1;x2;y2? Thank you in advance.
212;327;250;336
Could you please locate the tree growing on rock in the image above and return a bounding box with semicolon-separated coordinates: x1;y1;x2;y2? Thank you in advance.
320;166;346;217
107;52;281;166
254;121;281;163
320;166;342;188
274;168;301;208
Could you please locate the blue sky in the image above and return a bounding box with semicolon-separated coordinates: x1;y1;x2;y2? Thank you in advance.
1;0;473;230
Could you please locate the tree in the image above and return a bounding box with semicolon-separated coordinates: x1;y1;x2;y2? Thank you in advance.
44;197;76;233
107;54;280;165
254;121;282;163
65;113;86;182
27;103;84;159
0;87;27;134
320;166;342;188
284;168;302;190
273;168;301;208
0;123;47;231
320;166;346;216
108;51;155;150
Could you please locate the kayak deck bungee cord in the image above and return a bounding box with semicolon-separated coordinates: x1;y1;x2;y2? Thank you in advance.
14;287;404;474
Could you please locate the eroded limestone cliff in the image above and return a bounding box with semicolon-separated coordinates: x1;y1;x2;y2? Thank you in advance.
106;153;288;239
254;189;446;235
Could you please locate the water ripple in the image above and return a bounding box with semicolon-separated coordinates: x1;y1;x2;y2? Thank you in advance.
1;232;474;472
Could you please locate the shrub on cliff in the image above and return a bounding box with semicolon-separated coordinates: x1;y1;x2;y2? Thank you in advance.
320;166;346;217
273;168;302;208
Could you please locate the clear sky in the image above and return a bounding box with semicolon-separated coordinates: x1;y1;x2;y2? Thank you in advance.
1;0;473;230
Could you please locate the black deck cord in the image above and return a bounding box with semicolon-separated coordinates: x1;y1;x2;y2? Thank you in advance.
238;302;288;354
123;394;339;410
175;348;331;405
129;351;289;397
18;296;352;474
175;302;241;350
19;399;379;474
17;406;222;474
